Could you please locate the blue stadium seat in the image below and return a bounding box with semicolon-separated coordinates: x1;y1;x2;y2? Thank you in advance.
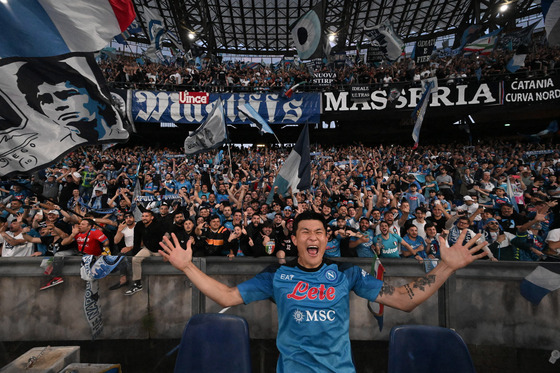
388;325;476;373
174;313;252;373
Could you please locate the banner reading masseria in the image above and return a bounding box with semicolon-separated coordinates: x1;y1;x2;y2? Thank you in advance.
131;91;320;125
323;76;560;112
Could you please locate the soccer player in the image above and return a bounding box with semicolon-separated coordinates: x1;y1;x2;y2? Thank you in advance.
159;211;487;372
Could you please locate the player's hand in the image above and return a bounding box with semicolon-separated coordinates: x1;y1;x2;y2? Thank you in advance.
438;229;487;271
159;233;192;272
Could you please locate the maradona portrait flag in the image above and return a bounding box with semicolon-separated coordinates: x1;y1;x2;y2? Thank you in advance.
184;99;228;155
267;124;311;203
0;0;135;58
0;54;129;177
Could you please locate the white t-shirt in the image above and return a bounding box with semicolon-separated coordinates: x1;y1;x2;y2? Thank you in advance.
1;232;33;257
122;225;135;248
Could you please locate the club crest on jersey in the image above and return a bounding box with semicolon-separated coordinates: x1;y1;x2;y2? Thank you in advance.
325;269;337;282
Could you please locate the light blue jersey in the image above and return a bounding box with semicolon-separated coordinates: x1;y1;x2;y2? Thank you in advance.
238;260;383;373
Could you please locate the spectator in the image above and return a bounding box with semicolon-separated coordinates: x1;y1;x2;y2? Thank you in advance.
126;210;165;295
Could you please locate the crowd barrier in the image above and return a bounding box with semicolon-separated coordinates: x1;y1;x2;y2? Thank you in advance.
0;257;558;350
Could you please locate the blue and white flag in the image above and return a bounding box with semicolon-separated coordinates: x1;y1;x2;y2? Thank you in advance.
266;124;311;203
184;99;228;155
114;20;142;45
0;0;135;59
238;103;278;139
80;255;124;281
142;7;184;56
290;1;330;60
543;0;560;46
506;53;527;73
411;81;435;148
520;263;560;305
364;21;404;62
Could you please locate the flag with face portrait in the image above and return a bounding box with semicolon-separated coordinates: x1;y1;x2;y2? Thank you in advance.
0;54;129;177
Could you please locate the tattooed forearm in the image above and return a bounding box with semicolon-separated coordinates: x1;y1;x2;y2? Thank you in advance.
379;282;395;296
412;275;436;291
404;284;414;299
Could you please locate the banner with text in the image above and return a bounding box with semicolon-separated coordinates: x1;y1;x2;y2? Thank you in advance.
323;76;560;112
131;92;320;124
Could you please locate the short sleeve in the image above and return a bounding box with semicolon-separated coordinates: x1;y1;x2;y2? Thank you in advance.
237;266;277;304
345;264;383;302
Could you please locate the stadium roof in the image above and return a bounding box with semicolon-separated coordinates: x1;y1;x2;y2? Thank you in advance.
130;0;543;56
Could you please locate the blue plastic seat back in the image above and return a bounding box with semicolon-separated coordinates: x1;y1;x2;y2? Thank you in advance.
388;325;476;373
174;313;252;373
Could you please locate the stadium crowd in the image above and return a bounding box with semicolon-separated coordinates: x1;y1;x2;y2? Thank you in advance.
98;44;560;93
1;140;560;291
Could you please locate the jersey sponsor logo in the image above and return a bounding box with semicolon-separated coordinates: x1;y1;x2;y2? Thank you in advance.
361;269;368;277
287;281;336;301
280;274;294;281
293;308;336;323
325;269;337;282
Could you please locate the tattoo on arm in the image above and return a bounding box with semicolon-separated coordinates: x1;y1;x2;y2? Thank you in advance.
379;282;395;297
404;284;415;299
412;275;436;292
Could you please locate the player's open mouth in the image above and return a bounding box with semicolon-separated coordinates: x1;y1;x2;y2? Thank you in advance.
307;246;319;256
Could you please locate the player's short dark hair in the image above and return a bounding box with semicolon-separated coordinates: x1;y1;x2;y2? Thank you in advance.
293;211;327;233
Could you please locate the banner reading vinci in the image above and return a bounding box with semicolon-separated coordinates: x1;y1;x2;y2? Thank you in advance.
0;53;129;176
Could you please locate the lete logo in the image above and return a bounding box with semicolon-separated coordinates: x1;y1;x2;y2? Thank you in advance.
287;281;335;301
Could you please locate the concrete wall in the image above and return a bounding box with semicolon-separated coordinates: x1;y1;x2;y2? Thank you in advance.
1;257;559;350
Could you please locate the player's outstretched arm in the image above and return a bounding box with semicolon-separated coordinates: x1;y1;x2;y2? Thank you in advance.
376;229;487;312
159;234;244;308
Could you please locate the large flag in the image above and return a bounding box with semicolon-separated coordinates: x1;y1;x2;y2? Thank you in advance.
520;263;560;305
290;1;330;60
542;0;560;46
364;21;404;62
0;54;129;176
411;81;435;148
238;103;280;143
266;124;311;203
142;7;184;62
497;22;538;51
114;20;142;45
367;257;386;331
184;99;228;155
464;29;501;55
0;0;135;58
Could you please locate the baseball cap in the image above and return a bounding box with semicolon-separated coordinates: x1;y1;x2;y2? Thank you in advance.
463;195;474;202
47;210;60;215
72;172;82;179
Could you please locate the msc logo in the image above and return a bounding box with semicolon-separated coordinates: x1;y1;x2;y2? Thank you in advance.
293;309;336;323
325;269;337;282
